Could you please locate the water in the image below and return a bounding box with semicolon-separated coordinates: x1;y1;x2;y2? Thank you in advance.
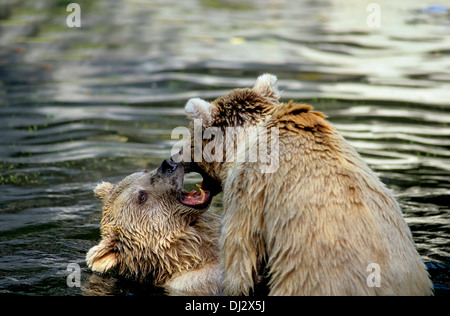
0;0;449;296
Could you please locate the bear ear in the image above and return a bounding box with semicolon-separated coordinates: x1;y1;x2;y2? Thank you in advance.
185;98;214;126
94;181;115;204
86;238;118;274
252;73;281;103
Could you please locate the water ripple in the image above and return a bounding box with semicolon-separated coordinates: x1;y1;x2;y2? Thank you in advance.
0;0;449;296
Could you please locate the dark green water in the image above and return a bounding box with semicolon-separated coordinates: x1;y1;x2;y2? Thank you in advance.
0;0;449;295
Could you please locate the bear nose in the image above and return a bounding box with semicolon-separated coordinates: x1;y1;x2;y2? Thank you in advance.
161;159;178;173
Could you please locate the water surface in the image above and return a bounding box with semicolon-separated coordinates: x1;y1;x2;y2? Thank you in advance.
0;0;449;295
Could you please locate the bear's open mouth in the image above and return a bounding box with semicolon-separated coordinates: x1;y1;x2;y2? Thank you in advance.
179;182;212;208
173;160;221;209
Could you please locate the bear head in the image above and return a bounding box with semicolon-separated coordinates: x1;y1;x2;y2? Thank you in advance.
179;74;281;187
86;160;218;284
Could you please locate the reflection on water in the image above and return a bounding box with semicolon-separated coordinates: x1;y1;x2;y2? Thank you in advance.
0;0;449;295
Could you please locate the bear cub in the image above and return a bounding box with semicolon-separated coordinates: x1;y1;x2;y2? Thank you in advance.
86;160;222;295
182;74;433;296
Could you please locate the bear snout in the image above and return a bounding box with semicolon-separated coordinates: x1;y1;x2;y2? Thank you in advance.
161;159;178;174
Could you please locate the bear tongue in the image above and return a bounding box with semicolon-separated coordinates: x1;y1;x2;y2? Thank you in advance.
180;185;210;206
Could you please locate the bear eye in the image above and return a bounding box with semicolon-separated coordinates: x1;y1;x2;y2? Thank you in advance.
138;191;147;204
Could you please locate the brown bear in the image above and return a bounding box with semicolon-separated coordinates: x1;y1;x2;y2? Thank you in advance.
86;160;222;295
180;74;434;296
